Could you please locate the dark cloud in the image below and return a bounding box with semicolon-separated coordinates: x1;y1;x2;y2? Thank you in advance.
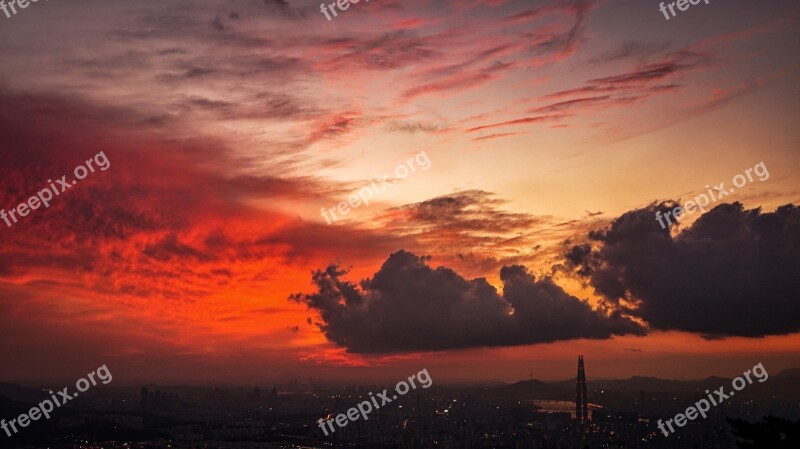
307;113;362;143
157;65;217;82
471;131;529;142
590;40;673;63
143;234;213;262
262;0;303;18
589;62;684;85
385;120;442;133
466;114;567;133
182;92;322;122
566;202;800;338
377;190;582;279
211;17;225;32
389;190;541;232
530;96;612;113
318;32;439;72
289;250;645;353
509;0;595;57
530;42;711;126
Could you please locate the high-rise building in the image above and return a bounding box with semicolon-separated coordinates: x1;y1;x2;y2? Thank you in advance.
575;355;589;422
140;386;149;411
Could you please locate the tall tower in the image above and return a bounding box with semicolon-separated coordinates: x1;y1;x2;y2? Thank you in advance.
575;355;589;422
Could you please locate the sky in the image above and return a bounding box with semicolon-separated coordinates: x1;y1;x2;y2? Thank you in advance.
0;0;798;386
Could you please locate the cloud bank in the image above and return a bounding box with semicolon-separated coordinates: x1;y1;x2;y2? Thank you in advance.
290;250;644;353
294;201;800;354
566;202;800;338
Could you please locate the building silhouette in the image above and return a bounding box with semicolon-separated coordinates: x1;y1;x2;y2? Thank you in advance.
139;386;179;411
575;354;589;422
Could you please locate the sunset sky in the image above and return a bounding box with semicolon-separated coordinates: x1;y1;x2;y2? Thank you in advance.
1;0;798;386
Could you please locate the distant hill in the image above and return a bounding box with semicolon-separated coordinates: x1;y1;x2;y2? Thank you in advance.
0;382;48;403
776;367;800;379
514;367;800;401
588;376;698;392
0;394;32;417
497;379;571;399
551;376;695;392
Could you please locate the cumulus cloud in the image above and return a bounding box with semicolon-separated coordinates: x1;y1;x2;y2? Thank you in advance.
290;250;645;353
565;202;800;338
